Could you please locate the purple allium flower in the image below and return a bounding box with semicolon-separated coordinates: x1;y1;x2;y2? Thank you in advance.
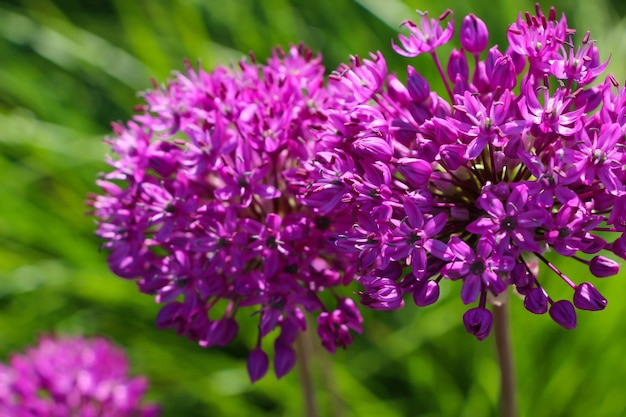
89;45;363;381
301;6;626;340
392;10;454;58
0;336;158;417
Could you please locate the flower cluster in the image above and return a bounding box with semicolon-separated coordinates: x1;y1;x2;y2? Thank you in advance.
89;45;362;382
0;336;158;417
300;5;625;340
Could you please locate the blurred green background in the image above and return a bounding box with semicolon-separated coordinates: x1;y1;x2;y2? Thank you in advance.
1;0;626;416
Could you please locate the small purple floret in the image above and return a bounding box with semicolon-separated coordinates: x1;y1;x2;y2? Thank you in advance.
463;307;493;340
574;282;608;311
549;300;577;329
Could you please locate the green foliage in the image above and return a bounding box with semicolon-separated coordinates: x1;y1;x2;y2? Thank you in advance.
1;0;625;416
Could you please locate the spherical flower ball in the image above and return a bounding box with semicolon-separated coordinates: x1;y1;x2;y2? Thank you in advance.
301;5;625;340
88;45;363;382
0;336;159;417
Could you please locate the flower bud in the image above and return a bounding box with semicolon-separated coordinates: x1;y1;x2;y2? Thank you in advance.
338;297;364;333
317;311;353;353
463;307;493;340
472;61;490;93
273;341;296;379
490;55;517;90
549;300;577;329
460;14;489;54
397;157;432;187
358;276;403;310
413;280;440;306
524;287;549;314
505;46;526;74
574;282;607;311
407;66;430;102
201;318;239;347
247;347;269;382
447;49;469;82
386;74;410;105
589;255;620;277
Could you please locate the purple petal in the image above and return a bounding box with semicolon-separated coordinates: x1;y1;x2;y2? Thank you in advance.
466;135;488;159
461;274;481;304
447;236;473;260
441;260;469;280
466;217;498;234
253;183;281;199
506;184;528;214
274;342;296;379
424;238;454;261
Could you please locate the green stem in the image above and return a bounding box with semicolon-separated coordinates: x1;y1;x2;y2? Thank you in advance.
493;299;519;417
296;330;319;417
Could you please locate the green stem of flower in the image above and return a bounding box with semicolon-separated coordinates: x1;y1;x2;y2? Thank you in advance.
493;299;519;417
296;329;319;417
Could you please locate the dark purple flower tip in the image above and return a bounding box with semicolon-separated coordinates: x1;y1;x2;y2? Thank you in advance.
247;347;269;383
574;282;607;311
524;287;549;314
549;300;577;329
589;255;620;278
413;280;440;306
460;14;489;54
273;342;296;379
463;307;493;341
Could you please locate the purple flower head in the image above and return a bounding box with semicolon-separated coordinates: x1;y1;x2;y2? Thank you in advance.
0;336;159;417
90;45;364;382
301;6;624;341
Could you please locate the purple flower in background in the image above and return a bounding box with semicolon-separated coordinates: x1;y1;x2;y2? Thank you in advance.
0;336;158;417
301;5;625;341
392;10;454;57
89;45;362;381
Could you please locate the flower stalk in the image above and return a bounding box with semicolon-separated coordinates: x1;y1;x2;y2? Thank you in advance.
493;296;518;417
296;328;320;417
